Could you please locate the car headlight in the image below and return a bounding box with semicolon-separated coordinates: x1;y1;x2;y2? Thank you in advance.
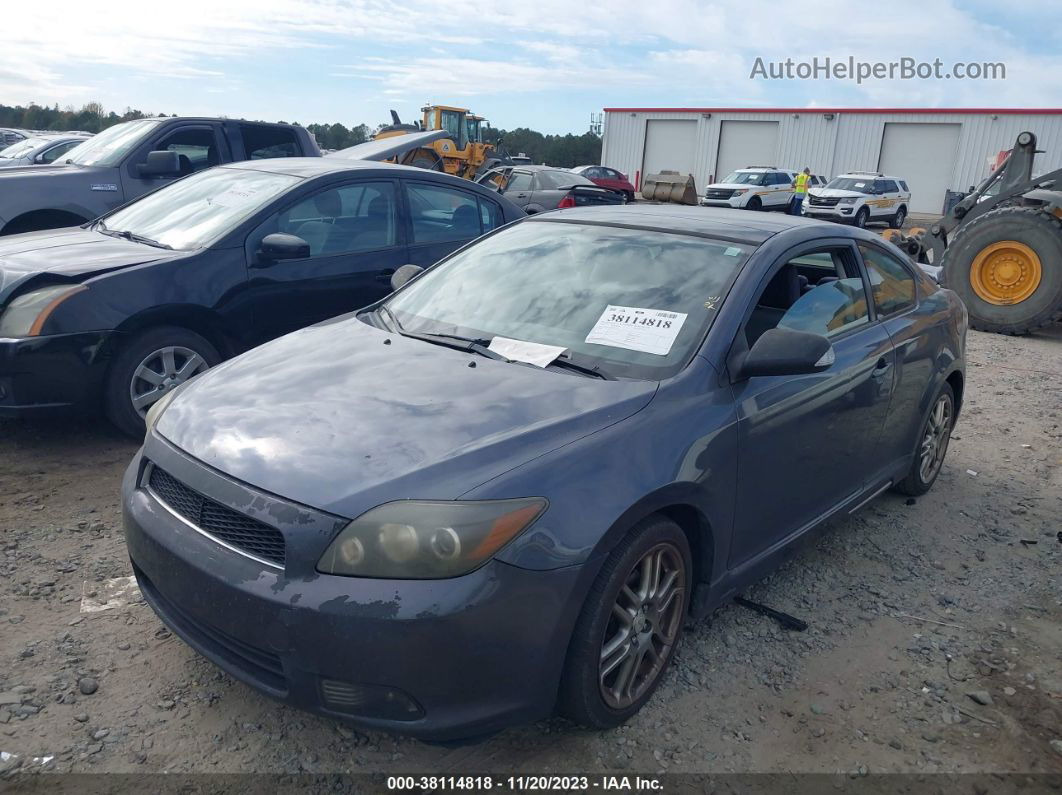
838;197;857;204
0;285;86;337
734;189;748;195
317;498;547;579
144;388;179;440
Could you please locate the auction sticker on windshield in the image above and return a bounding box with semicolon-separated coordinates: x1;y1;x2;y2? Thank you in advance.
585;305;687;356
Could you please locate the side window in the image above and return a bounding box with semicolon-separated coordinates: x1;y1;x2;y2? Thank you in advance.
898;180;910;192
872;179;887;194
153;128;218;174
507;171;533;192
241;125;299;159
277;181;396;256
882;180;898;193
479;197;502;232
407;183;485;244
40;141;79;163
745;248;869;347
859;245;916;316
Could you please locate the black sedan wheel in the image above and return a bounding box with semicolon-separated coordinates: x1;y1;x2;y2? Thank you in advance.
105;326;220;437
895;383;955;496
560;516;691;728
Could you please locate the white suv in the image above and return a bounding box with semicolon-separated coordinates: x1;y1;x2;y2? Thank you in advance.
804;172;912;228
700;167;797;211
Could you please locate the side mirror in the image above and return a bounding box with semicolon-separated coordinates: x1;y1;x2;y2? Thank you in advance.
137;150;181;178
739;328;834;379
390;264;424;291
256;233;310;265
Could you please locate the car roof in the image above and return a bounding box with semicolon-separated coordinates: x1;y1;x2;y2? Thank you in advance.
526;205;861;246
836;172;904;181
220;156;507;190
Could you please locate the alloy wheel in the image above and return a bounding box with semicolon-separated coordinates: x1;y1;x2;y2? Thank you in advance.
598;542;687;709
918;393;953;483
129;345;209;417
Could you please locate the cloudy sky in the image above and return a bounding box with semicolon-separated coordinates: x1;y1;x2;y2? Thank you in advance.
5;0;1061;134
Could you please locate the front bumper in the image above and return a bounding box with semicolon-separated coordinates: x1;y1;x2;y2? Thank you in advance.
122;438;587;740
699;196;745;208
803;203;857;220
0;331;114;417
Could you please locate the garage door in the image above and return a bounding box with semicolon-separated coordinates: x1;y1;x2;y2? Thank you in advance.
715;121;779;182
642;120;697;178
877;123;961;214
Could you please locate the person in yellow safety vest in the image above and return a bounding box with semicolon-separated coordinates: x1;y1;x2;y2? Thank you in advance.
789;168;811;215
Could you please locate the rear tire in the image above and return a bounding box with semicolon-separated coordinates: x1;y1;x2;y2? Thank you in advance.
894;383;955;496
941;207;1062;335
558;516;692;729
890;205;907;229
104;326;220;437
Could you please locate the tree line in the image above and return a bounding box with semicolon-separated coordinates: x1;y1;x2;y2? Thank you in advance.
0;103;602;167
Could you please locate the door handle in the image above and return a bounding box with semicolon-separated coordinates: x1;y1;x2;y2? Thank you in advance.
871;357;892;377
375;268;396;282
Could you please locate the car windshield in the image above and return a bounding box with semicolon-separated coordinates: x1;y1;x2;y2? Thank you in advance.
825;177;873;193
60;119;161;167
101;167;300;250
0;137;46;158
383;220;752;380
721;171;764;185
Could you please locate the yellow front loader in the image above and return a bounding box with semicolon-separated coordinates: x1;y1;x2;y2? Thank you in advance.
375;105;503;180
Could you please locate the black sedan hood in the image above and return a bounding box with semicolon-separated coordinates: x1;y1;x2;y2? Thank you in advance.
0;228;177;303
157;317;657;517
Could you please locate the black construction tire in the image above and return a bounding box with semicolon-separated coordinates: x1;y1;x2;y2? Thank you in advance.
894;382;956;497
941;207;1062;335
746;196;762;211
558;516;692;729
104;326;220;437
853;207;870;228
408;149;445;172
890;205;907;229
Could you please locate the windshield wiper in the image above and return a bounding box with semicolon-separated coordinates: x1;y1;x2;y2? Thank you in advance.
376;307;505;361
99;227;173;250
545;355;615;380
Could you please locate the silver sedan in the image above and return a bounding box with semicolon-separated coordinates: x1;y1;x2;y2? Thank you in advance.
0;133;93;168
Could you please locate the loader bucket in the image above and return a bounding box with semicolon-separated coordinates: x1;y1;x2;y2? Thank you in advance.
642;171;698;205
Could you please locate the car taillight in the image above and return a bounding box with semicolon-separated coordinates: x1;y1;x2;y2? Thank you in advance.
557;194;576;209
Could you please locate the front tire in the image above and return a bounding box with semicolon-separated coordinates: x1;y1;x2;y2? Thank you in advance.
853;207;870;228
104;326;220;437
746;196;762;211
941;207;1062;335
895;383;955;496
559;516;692;729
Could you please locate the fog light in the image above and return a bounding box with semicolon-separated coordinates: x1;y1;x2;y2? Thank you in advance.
319;679;424;721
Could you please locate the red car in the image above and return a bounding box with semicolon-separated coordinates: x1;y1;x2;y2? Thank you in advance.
570;165;636;202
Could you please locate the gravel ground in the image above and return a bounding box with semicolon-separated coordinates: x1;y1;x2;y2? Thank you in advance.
0;328;1060;784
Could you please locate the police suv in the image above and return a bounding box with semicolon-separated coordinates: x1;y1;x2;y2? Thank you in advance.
699;167;798;211
803;171;911;228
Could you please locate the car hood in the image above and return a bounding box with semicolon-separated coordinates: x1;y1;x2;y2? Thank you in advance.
157;317;658;517
0;162;79;177
809;188;867;199
0;228;179;304
705;182;761;191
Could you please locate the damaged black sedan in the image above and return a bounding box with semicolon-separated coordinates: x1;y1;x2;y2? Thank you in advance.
0;158;522;434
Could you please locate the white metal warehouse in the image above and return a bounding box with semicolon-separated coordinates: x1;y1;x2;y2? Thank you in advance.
600;108;1062;214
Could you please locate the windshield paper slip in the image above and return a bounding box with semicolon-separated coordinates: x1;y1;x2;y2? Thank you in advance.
585;305;687;356
488;336;567;368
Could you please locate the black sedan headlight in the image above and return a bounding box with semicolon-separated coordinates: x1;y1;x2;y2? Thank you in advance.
317;498;546;579
0;285;86;337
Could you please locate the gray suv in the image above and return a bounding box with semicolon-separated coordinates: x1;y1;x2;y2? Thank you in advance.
0;117;321;235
